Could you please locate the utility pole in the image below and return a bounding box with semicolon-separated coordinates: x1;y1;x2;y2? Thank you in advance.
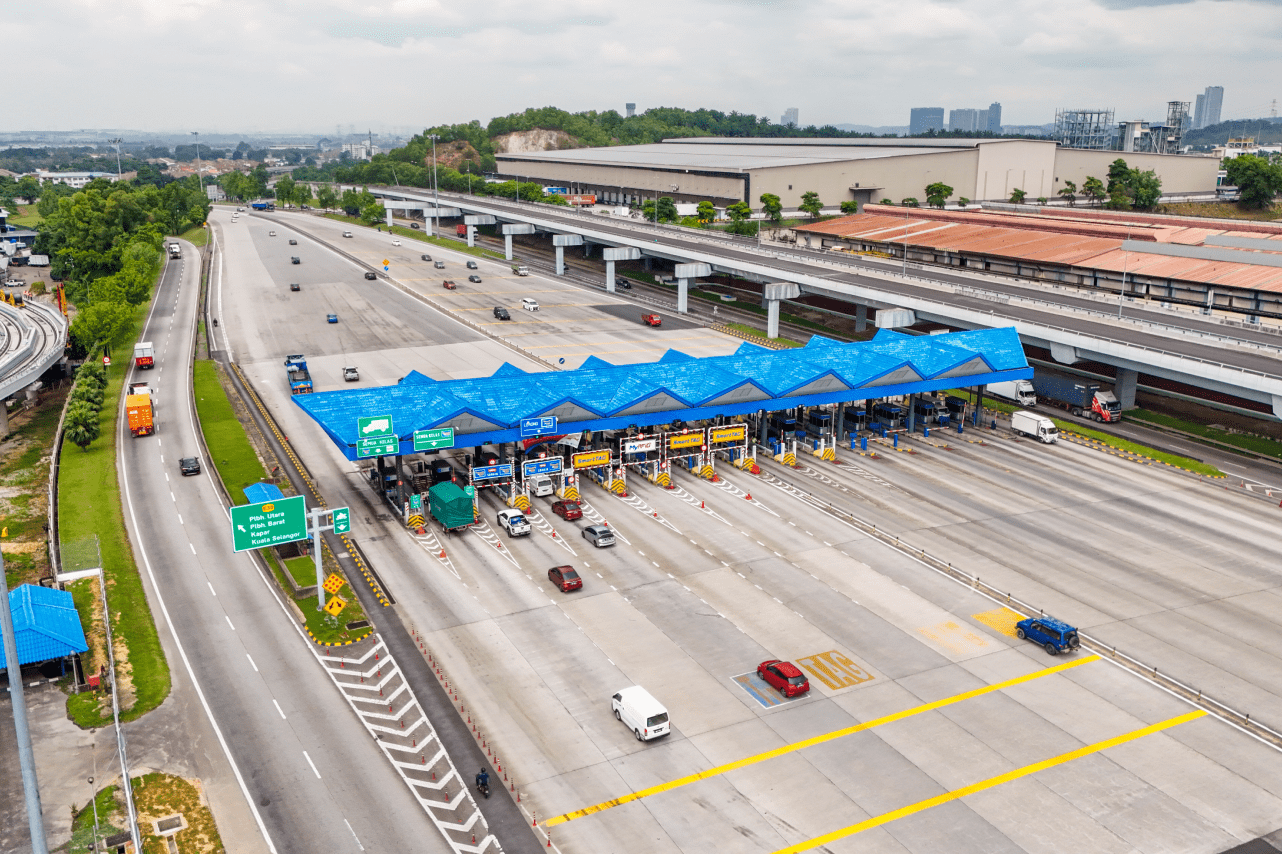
427;134;440;235
108;138;123;180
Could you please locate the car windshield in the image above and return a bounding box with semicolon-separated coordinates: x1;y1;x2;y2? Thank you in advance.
787;675;807;686
561;568;579;580
646;712;668;726
565;502;579;511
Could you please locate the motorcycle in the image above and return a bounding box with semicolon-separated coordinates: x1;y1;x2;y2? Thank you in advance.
476;781;490;799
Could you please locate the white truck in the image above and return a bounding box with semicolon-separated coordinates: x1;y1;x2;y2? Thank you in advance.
986;379;1036;407
1011;410;1059;444
511;264;529;276
168;242;181;258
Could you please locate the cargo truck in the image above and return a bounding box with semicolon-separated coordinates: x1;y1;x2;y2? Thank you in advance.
125;394;154;437
133;342;155;369
1010;410;1059;443
985;379;1036;406
284;354;313;395
456;224;468;237
1031;371;1121;422
168;242;181;258
428;481;474;532
511;264;529;276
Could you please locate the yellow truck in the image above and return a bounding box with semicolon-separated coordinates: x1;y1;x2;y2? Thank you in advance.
125;394;154;437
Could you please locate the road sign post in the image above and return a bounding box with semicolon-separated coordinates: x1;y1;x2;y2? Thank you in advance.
357;415;397;458
305;506;351;612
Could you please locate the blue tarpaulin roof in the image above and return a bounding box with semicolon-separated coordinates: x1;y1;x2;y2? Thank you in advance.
243;483;285;504
0;584;89;667
294;327;1031;460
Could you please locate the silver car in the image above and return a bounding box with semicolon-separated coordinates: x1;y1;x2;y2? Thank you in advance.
582;525;615;548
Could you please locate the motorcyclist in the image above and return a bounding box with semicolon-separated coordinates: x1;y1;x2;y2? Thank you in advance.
475;768;489;791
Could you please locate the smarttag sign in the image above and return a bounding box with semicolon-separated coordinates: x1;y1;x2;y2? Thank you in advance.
668;432;704;450
521;457;562;477
572;449;611;469
708;424;748;444
413;427;455;451
230;494;307;552
520;416;558;438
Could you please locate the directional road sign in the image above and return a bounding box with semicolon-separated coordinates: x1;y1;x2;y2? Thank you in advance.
409;493;422;511
521;457;563;477
230;494;307;552
471;463;514;482
414;427;455;451
357;436;398;458
357;415;394;438
324;596;347;616
520;416;558;438
331;507;351;534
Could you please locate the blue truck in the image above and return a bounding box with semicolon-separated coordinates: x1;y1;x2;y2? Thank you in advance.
250;201;276;211
1031;371;1121;422
284;354;313;395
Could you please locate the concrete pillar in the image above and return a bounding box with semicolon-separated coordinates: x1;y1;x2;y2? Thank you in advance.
643;257;653;271
766;300;780;338
467;226;476;248
385;208;394;228
605;260;616;293
504;234;513;260
555;246;565;276
761;282;799;340
855;304;867;333
677;279;689;314
584;242;591;258
1115;367;1138;410
906;394;916;433
0;401;8;436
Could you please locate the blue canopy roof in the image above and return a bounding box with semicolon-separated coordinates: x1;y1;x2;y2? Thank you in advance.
294;327;1031;460
0;584;89;667
243;483;285;504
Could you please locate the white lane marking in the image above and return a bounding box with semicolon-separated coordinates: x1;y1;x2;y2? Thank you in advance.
207;582;216;596
273;699;286;719
189;543;196;554
344;819;365;851
225;616;235;631
303;751;321;779
171;492;176;502
177;514;183;525
165;472;169;481
246;654;258;672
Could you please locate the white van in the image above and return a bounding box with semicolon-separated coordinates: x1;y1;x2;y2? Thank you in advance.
1011;410;1059;444
529;475;554;497
521;298;540;312
611;686;670;741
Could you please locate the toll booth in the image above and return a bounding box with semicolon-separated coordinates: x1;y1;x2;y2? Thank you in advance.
571;448;615;496
470;461;516;518
619;433;663;489
766;411;803;442
666;428;708;479
871;402;905;431
840;404;869;435
911;398;940;426
708;423;749;474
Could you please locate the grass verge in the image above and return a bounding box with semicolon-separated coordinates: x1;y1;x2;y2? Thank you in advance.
7;204;42;228
178;225;209;247
320;213;507;262
1126;408;1282;461
723;322;802;347
59;304;171;728
69;773;225;854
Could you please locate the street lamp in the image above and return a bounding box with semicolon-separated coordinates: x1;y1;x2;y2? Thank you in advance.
426;134;439;236
108;138;123;180
191;131;202;197
88;773;100;854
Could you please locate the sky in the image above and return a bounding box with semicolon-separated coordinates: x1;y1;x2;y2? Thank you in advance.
14;0;1281;135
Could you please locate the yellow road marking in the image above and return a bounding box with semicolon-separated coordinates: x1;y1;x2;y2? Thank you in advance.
771;710;1206;853
543;655;1100;827
972;607;1024;637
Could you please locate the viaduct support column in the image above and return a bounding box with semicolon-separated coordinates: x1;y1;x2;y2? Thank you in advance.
855;304;867;334
553;234;584;277
603;247;641;294
674;263;711;315
1115;367;1138;410
762;282;801;339
463;215;494;249
385;208;394;228
501;222;535;262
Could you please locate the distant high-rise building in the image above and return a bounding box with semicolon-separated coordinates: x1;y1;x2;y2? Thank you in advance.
1193;94;1206;129
781;107;799;127
949;108;980;132
977;109;990;131
1201;86;1224;128
909;107;945;135
987;102;1002;132
626;103;636;118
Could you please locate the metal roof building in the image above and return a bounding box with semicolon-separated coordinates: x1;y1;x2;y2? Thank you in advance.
294;328;1031;460
0;584;89;667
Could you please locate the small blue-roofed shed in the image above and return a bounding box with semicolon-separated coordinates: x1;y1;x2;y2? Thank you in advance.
243;483;285;504
1;584;89;667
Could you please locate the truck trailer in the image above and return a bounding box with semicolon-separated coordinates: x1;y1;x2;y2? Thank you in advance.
511;264;529;276
284;354;313;395
1031;371;1121;422
985;379;1036;407
125;394;154;437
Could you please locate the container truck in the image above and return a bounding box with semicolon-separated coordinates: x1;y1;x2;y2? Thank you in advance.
125;394;154;437
985;379;1036;406
1031;372;1121;422
456;224;468;237
133;342;155;369
428;481;474;532
284;354;313;395
1010;411;1059;443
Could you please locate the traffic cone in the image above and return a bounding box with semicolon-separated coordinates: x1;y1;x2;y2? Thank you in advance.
700;500;705;508
745;493;752;500
439;549;446;558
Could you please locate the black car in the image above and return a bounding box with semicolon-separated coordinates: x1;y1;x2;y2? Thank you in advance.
290;282;300;291
179;457;201;476
615;277;631;289
421;254;432;262
468;274;482;283
288;239;298;245
493;306;510;320
466;260;479;269
291;256;300;264
364;271;377;280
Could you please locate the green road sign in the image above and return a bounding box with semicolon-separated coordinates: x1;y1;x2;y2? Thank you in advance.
357;436;398;458
413;427;455;451
230;494;307;552
357;414;394;439
409;494;422;511
332;507;351;534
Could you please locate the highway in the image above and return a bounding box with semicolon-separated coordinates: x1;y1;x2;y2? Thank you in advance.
117;232;448;853
214;207;1282;854
0;297;68;400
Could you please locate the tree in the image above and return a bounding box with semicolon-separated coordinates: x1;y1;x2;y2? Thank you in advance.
879;198;894;205
1082;176;1106;206
725;201;755;235
1104;187;1131;210
1009;188;1027;204
295;183;313;207
15;175;41;203
359;200;384;224
316;184;338;210
696;200;716;222
64;403;101;451
1128;169;1162;210
1058;180;1077;206
1106;158;1131;194
839;201;859;214
925;182;953;209
900;197;919;207
656;196;678;222
798;191;823;218
1037;197;1049;204
1225;154;1282;208
276;176;296;208
958;197;970;207
759;193;782;222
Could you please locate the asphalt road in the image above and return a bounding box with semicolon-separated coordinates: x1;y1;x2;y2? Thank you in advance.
214;210;1282;854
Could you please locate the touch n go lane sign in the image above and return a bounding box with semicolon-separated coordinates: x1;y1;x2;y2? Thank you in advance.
230;494;307;552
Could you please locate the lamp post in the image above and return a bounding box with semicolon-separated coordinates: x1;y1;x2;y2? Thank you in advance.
108;138;123;180
191;131;202;198
427;134;439;236
88;773;100;854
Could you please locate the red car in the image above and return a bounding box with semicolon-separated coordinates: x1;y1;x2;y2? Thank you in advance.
443;280;457;290
758;660;810;698
548;565;583;592
551;500;582;521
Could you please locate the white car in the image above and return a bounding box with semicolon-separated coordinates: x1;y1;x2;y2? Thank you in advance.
269;230;276;236
529;475;554;497
392;239;401;246
496;509;531;537
521;298;540;312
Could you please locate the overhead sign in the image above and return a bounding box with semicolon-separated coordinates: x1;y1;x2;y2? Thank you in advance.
230;494;307;552
357;415;394;438
414;427;455;451
357;436;398;458
622;438;658;454
522;457;563;477
668;432;704;450
520;416;558;438
471;463;514;481
331;506;351;534
709;425;748;444
572;449;611;470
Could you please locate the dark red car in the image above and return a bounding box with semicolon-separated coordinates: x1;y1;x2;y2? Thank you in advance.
757;660;810;698
551;500;582;521
443;280;457;290
548;565;582;592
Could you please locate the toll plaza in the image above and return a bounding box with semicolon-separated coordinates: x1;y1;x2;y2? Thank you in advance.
292;328;1032;521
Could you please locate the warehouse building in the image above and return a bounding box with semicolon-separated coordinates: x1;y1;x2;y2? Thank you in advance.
496;137;1219;212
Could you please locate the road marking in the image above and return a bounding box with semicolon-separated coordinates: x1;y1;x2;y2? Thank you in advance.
246;654;258;672
225;616;235;631
344;818;365;851
189;543;196;554
165;472;169;481
177;514;182;525
207;582;216;596
171;492;176;502
544;655;1101;827
273;699;286;719
770;711;1207;853
303;750;321;779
